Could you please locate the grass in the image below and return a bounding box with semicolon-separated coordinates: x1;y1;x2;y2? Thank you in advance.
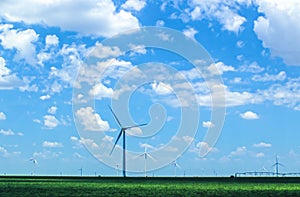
1;176;300;196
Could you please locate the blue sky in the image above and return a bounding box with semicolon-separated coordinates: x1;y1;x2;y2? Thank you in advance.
1;0;300;177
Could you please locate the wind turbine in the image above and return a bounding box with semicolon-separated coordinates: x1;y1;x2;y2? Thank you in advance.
138;146;155;177
272;155;284;177
29;158;39;166
171;160;181;177
29;158;38;175
109;105;147;177
78;167;83;176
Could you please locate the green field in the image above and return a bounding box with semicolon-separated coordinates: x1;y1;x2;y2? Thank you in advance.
1;176;300;196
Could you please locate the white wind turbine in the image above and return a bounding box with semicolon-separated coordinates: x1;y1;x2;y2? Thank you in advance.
171;160;181;177
29;158;38;175
138;146;155;177
109;105;148;177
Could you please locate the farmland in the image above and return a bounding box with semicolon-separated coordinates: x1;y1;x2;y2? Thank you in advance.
1;176;300;196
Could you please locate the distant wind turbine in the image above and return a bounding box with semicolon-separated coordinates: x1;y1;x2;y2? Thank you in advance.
109;105;147;177
171;160;181;177
138;146;155;177
29;158;38;175
29;158;39;166
272;155;284;177
78;167;83;176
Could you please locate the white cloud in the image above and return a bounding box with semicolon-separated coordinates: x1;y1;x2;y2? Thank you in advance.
43;115;59;129
0;24;38;65
139;143;154;149
252;71;286;82
208;62;235;75
192;141;218;156
0;129;14;136
230;146;247;156
89;42;122;59
128;44;147;55
260;78;300;109
0;56;24;90
48;106;57;114
0;112;6;120
0;146;9;157
0;129;23;136
183;27;198;40
254;0;300;65
255;152;265;158
79;137;99;149
89;83;114;100
75;107;109;132
0;0;140;37
45;34;59;46
127;127;143;136
121;0;146;11
236;40;244;48
156;20;165;27
151;81;173;95
188;0;248;33
42;141;63;148
253;142;272;148
202;121;215;128
33;150;61;159
240;111;259;120
40;94;51;100
238;62;265;73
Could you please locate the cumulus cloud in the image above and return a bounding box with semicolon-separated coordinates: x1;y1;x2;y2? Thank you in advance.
230;146;247;156
0;56;24;90
238;62;265;73
0;146;9;157
255;152;265;158
40;94;51;100
42;141;63;148
43;115;59;129
0;24;38;65
0;0;140;37
253;142;272;148
192;141;218;156
75;107;109;132
0;129;23;136
121;0;146;11
209;62;235;75
187;0;248;33
202;121;215;128
254;0;300;65
252;71;286;82
89;83;114;100
240;111;259;120
47;106;57;114
183;27;198;40
45;34;59;46
259;78;300;110
151;81;173;95
0;112;6;120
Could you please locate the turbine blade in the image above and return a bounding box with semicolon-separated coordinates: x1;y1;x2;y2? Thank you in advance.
279;163;285;167
108;105;122;127
146;153;156;161
125;123;147;129
109;130;123;155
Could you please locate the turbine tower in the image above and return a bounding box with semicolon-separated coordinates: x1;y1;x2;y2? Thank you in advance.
272;155;284;177
138;146;155;177
109;105;147;177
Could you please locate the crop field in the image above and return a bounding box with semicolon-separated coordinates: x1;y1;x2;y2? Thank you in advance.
1;176;300;196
